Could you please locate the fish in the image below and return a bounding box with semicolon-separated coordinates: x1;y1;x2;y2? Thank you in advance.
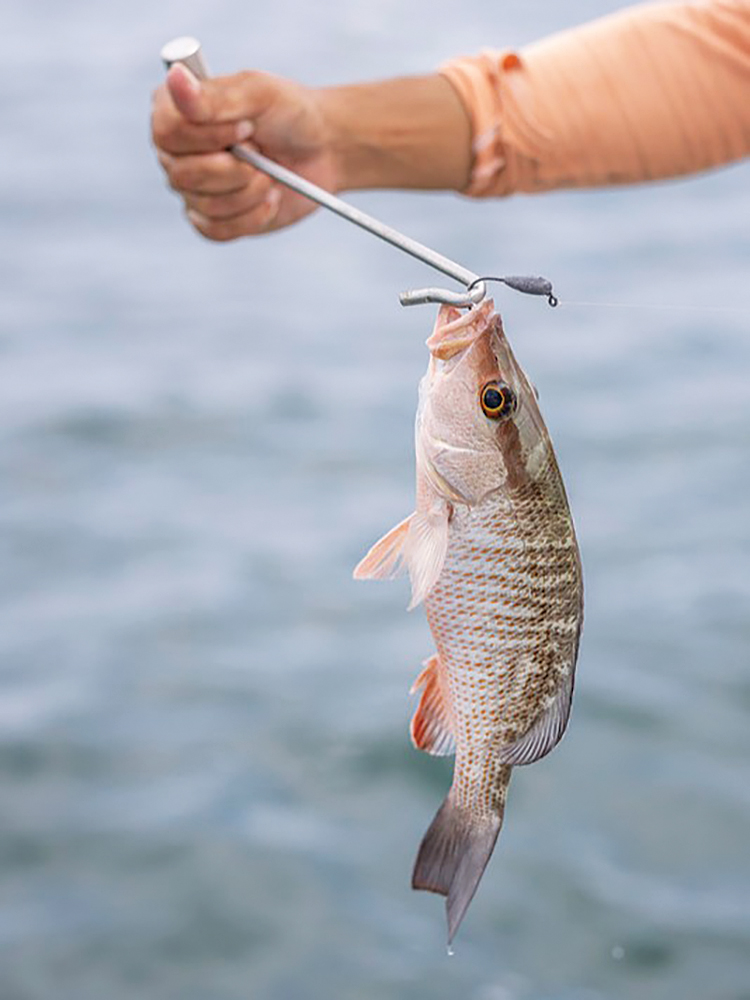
354;298;583;943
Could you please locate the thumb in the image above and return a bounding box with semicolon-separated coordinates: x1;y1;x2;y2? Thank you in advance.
167;66;283;127
166;64;210;123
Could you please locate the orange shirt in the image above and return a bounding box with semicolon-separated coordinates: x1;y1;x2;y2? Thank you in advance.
440;0;750;195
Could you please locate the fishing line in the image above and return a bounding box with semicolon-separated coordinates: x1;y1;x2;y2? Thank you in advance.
556;299;750;315
467;279;750;316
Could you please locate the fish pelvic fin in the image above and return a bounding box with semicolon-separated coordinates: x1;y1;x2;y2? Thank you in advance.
410;654;455;757
412;793;504;944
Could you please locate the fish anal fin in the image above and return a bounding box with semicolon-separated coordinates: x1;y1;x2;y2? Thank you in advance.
412;793;503;944
353;515;412;581
410;655;455;757
499;667;575;767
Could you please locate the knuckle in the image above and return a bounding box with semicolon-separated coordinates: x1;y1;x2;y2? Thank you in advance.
167;158;196;190
243;202;277;235
170;156;224;193
247;170;272;198
233;69;263;93
150;115;169;149
221;70;273;115
151;111;180;151
220;158;255;192
178;154;256;197
202;219;238;242
166;173;185;195
150;83;169;116
194;193;223;217
196;192;243;220
184;124;234;154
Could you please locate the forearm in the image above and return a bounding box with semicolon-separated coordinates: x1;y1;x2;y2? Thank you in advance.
440;0;750;196
316;75;473;192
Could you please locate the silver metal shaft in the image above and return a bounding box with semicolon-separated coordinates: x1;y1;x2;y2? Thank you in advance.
160;37;486;308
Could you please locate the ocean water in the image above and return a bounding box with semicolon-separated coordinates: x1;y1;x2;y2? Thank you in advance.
2;1;749;998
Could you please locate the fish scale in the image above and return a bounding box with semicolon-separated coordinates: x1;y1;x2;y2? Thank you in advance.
426;471;579;762
354;299;583;942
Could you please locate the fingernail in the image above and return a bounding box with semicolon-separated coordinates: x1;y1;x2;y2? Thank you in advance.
261;187;282;225
235;120;254;142
187;208;208;227
171;63;201;96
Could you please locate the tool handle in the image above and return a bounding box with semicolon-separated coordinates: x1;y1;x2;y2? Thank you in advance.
160;36;210;78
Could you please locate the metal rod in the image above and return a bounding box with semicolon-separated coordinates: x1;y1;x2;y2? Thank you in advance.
160;37;486;308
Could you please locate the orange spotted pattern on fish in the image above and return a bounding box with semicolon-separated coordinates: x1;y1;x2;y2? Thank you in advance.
355;299;583;942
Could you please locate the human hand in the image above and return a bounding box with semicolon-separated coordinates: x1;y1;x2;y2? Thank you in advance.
151;64;340;240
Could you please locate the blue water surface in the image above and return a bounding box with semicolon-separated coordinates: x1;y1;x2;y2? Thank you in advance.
2;1;749;998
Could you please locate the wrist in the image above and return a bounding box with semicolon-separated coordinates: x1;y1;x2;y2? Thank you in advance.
315;75;472;193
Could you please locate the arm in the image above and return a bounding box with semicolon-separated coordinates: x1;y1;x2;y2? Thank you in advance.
316;76;472;192
441;0;750;196
151;0;750;241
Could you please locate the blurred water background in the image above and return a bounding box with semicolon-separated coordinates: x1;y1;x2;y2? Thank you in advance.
2;0;750;997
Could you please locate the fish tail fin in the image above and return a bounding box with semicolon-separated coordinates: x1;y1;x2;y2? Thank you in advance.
411;792;504;944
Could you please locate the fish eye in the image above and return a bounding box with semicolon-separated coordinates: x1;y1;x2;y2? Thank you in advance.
480;381;517;420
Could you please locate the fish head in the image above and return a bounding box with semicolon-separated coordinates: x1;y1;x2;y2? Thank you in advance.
417;299;548;506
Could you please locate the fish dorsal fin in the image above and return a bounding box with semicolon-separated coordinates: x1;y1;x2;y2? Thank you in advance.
498;668;575;766
353;505;449;608
353;515;411;581
410;655;456;757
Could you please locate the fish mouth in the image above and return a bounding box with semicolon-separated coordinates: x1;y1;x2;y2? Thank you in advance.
426;299;495;360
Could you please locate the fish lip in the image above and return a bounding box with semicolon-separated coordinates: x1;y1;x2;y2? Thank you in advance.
426;300;495;361
429;332;476;361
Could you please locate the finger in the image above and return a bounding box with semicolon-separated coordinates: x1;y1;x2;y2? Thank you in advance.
152;74;254;155
152;111;254;156
167;64;283;126
183;174;274;220
186;188;282;242
158;150;254;195
155;66;285;155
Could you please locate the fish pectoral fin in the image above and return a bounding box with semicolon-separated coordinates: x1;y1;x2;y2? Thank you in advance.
410;654;455;757
498;667;575;766
353;515;412;581
405;505;449;609
353;504;448;607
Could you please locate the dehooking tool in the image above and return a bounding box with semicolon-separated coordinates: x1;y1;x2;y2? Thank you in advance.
160;37;556;309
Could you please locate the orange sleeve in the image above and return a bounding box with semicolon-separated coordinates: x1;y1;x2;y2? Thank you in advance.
439;0;750;196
